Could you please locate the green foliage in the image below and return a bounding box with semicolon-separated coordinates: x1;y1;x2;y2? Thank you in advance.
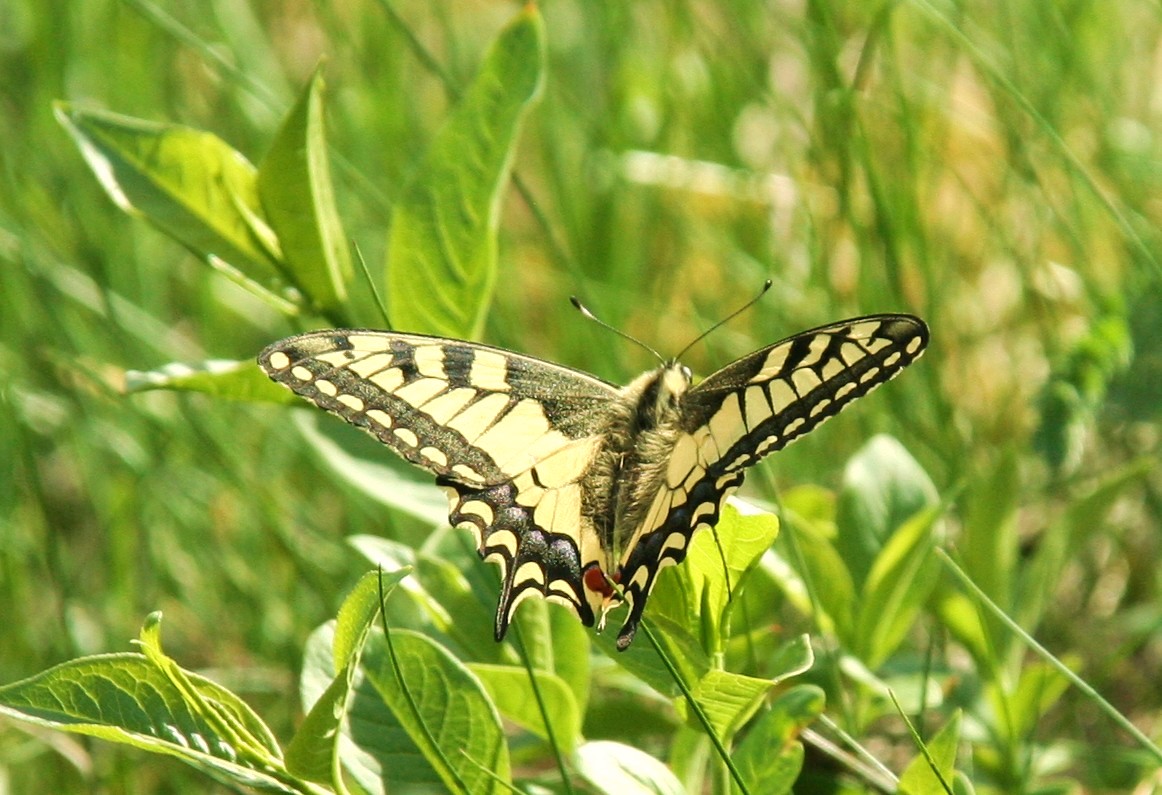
4;0;1161;792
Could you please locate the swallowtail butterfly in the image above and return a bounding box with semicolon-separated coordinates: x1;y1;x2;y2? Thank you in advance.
259;311;928;650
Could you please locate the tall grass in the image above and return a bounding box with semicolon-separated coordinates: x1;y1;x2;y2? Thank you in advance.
1;0;1159;791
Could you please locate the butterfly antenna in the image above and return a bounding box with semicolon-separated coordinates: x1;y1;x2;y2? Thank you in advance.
570;296;665;364
674;279;773;361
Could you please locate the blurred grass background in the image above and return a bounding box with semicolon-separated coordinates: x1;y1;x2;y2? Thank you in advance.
1;0;1160;791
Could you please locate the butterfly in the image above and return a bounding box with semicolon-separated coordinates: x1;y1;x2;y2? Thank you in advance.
259;311;928;650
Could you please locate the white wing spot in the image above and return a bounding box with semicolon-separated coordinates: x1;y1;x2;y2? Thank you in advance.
882;351;901;368
451;463;484;483
291;366;314;382
692;501;717;522
834;382;857;400
313;379;337;397
784;417;805;436
755;435;780;456
267;351;290;370
337;393;365;412
809;398;832;417
906;336;924;354
393;427;418;447
347;334;394;352
367;409;393;428
859;366;883;384
660;532;687;557
419;446;448;467
483;529;518;560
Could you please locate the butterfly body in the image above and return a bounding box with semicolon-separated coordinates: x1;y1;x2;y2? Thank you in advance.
260;314;928;650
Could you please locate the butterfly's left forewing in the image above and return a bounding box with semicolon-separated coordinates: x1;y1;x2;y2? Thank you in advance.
610;315;929;648
259;330;620;639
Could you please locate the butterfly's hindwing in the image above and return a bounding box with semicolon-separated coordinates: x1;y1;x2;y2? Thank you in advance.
441;477;598;638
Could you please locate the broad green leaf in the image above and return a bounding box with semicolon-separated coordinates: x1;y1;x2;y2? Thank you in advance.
574;740;685;795
732;685;825;795
258;69;352;316
677;669;778;739
468;663;582;753
781;515;856;639
899;711;961;795
55;104;297;312
595;613;710;697
511;596;593;715
652;500;779;654
126;358;292;403
286;571;403;788
836;435;938;587
385;6;544;338
854;502;944;668
361;629;510;794
334;570;407;673
286;668;351;788
0;616;296;794
300;623;393;795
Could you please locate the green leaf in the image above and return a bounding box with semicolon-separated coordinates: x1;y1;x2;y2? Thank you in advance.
385;6;544;338
286;571;404;788
574;740;685;795
595;613;710;697
361;629;510;794
899;711;962;795
836;434;939;588
854;502;944;668
511;596;593;716
125;358;293;403
0;615;297;794
55;104;297;313
732;685;825;795
677;669;778;739
467;663;581;753
652;500;779;654
258;68;352;316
